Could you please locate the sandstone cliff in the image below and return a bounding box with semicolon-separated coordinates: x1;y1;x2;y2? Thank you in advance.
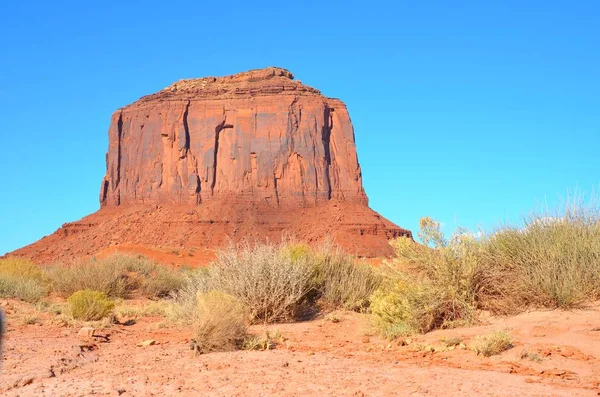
100;67;366;207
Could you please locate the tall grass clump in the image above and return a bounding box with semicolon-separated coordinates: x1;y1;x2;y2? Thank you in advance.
311;243;382;311
180;242;316;323
45;255;185;299
370;217;496;336
0;258;47;302
486;194;600;309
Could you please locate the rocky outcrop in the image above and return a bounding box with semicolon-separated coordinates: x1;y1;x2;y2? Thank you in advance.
100;67;366;207
7;67;411;265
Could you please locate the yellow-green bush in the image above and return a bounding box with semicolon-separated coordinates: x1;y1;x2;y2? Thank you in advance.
371;218;488;336
68;290;115;321
0;258;47;302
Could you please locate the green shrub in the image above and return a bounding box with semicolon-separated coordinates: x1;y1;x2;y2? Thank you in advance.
0;258;47;302
68;290;115;321
473;330;513;357
190;291;247;354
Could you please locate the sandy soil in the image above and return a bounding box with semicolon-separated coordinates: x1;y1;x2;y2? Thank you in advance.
2;300;600;396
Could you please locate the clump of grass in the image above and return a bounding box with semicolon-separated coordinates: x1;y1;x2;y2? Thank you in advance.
312;243;382;311
485;194;600;309
46;255;184;299
181;242;316;323
0;258;47;302
190;291;248;354
68;290;115;321
473;330;513;357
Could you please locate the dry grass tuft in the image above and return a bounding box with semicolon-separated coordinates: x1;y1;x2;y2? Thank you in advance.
473;330;513;357
190;291;248;354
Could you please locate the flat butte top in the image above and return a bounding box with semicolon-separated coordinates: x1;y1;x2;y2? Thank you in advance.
126;67;324;110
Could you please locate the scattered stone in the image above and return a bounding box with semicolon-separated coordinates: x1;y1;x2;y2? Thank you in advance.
137;340;156;347
78;327;95;338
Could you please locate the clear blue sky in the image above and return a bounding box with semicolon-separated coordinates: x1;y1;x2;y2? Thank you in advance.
1;1;599;255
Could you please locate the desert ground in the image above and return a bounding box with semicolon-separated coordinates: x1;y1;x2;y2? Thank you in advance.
2;297;600;396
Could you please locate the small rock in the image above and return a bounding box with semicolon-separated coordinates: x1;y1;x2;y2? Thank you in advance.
137;340;156;347
362;336;370;344
78;327;95;338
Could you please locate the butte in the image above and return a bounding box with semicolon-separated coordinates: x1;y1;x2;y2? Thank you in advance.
8;67;411;265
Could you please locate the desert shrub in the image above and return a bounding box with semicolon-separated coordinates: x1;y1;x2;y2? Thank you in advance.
46;255;184;299
0;276;47;302
0;258;47;302
68;290;115;321
190;291;248;354
182;242;316;323
485;196;600;309
473;330;513;357
371;218;491;336
126;260;185;299
47;256;137;298
311;244;382;311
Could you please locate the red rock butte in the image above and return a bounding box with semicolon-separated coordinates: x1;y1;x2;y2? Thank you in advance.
10;67;411;265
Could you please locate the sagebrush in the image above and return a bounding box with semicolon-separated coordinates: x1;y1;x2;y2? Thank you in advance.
180;242;316;323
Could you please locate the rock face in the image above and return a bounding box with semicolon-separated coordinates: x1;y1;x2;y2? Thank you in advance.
8;67;411;265
100;67;366;208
